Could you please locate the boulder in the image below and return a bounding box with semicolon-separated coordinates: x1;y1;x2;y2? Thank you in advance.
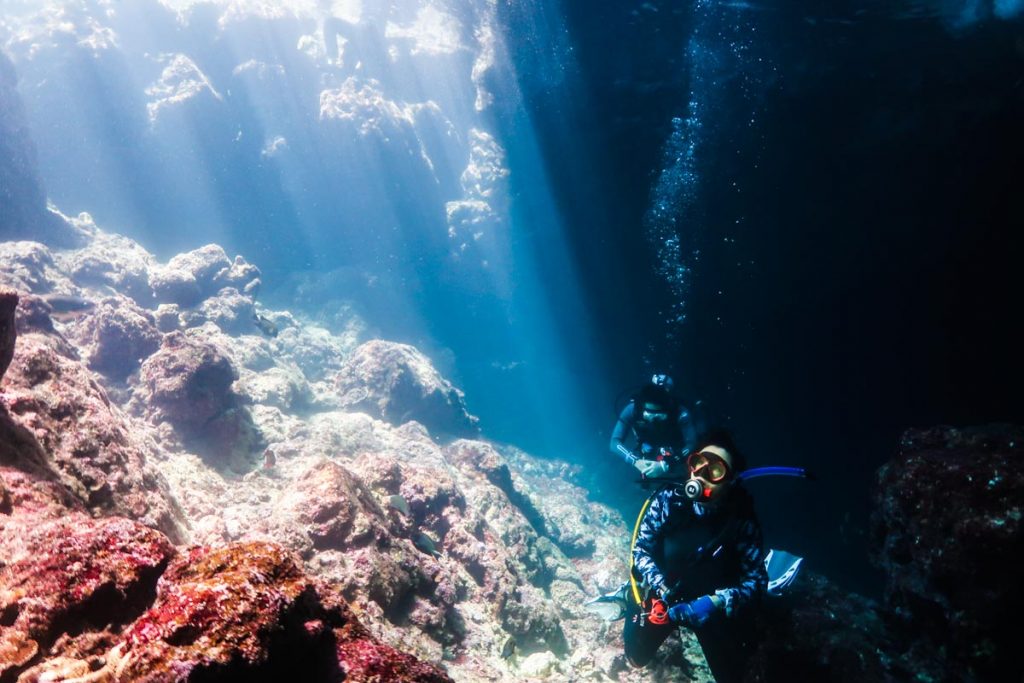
135;330;262;469
0;241;66;293
65;295;162;380
150;245;261;306
335;340;479;437
0;515;176;681
148;265;203;307
279;459;391;551
2;326;186;541
99;542;451;682
870;425;1024;682
58;227;157;304
198;286;255;335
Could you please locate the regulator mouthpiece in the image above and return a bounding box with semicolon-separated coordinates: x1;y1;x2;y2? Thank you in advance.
683;478;704;500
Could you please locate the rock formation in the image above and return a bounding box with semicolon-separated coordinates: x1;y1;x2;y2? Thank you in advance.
871;425;1023;682
336;340;480;437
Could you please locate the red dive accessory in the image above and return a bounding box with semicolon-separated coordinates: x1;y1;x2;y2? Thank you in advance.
646;598;670;625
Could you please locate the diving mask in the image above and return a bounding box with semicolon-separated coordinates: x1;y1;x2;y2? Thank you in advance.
687;448;731;483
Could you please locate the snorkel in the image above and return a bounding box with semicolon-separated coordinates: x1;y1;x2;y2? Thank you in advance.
737;466;814;482
680;448;814;501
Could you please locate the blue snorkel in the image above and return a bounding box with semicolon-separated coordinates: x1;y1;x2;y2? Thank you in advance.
677;465;815;500
737;466;815;482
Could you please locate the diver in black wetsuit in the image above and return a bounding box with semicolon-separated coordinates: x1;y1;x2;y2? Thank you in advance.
610;374;699;479
624;430;767;683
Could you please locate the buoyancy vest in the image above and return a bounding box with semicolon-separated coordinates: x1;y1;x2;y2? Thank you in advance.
656;489;754;602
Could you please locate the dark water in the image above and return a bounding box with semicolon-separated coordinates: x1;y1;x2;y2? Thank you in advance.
5;0;1023;596
504;0;1024;594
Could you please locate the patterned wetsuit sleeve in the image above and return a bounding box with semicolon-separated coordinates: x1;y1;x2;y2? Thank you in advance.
632;488;673;596
610;402;638;464
713;513;768;617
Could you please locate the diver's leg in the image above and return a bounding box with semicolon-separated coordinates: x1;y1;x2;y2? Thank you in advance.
622;597;675;667
692;617;757;683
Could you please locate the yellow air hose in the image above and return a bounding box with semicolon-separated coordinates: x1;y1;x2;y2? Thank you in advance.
628;494;655;605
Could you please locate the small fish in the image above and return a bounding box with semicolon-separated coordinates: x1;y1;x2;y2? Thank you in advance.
262;448;276;470
43;294;94;313
388;494;410;516
412;531;441;558
500;636;516;659
253;313;278;338
43;294;94;321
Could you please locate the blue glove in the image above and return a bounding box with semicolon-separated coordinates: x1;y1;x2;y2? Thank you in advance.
668;596;718;627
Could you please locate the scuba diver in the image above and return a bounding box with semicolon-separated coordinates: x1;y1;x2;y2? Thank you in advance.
586;429;809;682
610;374;699;479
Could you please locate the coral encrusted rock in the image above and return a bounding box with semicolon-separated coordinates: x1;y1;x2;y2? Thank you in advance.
149;244;260;306
135;330;262;469
91;542;451;682
2;323;186;541
0;288;16;383
65;295;162;380
279;459;391;551
335;340;479;437
0;515;176;680
871;425;1024;682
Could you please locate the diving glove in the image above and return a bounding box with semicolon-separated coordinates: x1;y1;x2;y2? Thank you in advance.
668;595;721;628
634;459;670;478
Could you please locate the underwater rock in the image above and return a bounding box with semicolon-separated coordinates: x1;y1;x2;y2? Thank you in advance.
64;295;162;381
213;254;262;293
58;228;157;305
2;324;186;541
273;322;357;408
871;425;1024;682
154;302;182;332
746;571;890;682
0;53;86;248
237;364;314;412
0;241;67;293
149;264;204;307
17;540;452;683
335;340;479;437
135;330;262;469
0;514;176;681
0;288;16;383
198;286;256;335
150;244;261;308
280;459;391;551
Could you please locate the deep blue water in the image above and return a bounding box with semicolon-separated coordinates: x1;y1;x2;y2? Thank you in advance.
4;0;1023;596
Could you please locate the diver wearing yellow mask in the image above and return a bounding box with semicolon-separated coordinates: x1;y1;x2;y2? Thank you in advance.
625;431;766;682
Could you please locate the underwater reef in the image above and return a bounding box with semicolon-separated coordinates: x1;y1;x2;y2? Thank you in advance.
2;228;1021;683
2;43;1022;683
0;230;678;681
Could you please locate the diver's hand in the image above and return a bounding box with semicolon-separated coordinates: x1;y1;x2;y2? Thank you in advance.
634;459;670;478
668;595;720;627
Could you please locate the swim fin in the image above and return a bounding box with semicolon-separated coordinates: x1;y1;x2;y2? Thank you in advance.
764;548;803;595
583;583;629;621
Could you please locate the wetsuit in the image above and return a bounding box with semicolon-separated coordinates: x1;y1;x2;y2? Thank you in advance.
624;485;767;682
609;400;698;467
